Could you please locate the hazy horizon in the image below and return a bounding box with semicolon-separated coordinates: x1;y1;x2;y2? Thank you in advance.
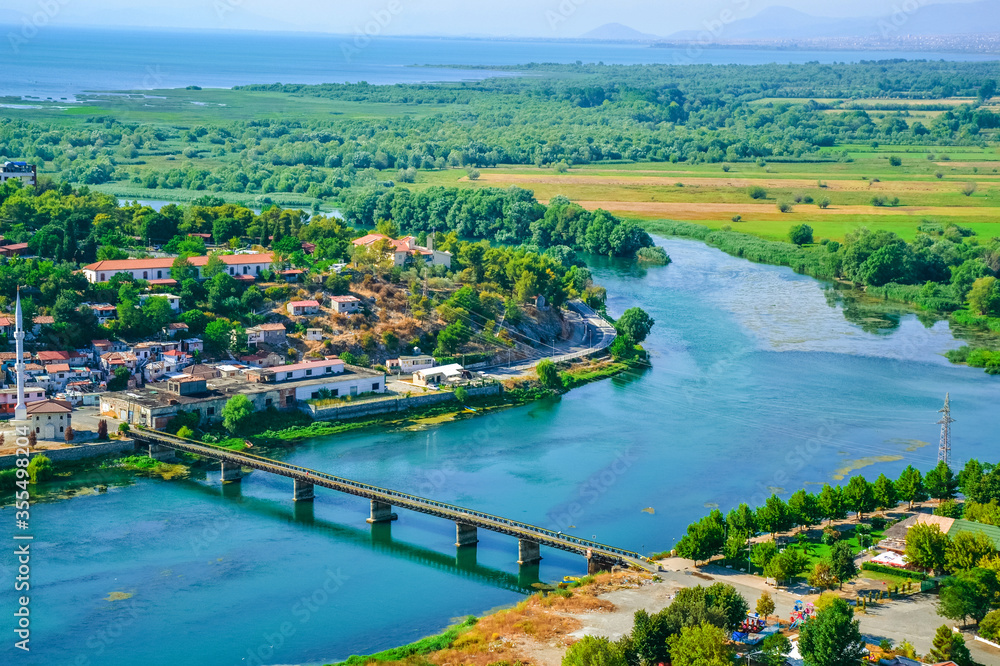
0;0;991;39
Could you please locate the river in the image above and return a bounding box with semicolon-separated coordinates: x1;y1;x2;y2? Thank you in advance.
3;237;999;666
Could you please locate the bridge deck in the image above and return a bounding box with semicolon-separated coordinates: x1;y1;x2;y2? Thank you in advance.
133;430;654;571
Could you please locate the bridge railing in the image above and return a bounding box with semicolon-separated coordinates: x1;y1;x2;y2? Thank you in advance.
134;429;648;563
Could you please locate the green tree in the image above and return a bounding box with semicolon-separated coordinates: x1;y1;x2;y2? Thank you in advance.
756;494;792;536
202;253;227;278
764;549;810;585
967;276;1000;316
946;532;997;573
844;476;876;520
788;224;814;245
808;560;840;590
751;540;779;572
896;465;929;509
938;567;999;627
980;609;1000;642
615;307;654;345
829;541;859;589
675;511;726;565
926;460;960;501
756;591;776;621
630;608;672;666
818;484;846;523
221;394;254;434
759;633;792;666
905;523;949;574
107;366;131;391
726;503;757;535
562;635;628;666
798;597;865;666
27;455;53;483
666;623;731;666
873;473;898;511
142;296;175;333
434;321;471;355
171;256;199;282
928;624;976;666
536;359;562;389
788;489;820;531
204;319;236;356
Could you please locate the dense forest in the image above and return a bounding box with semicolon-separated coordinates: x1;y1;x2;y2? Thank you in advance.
1;60;997;196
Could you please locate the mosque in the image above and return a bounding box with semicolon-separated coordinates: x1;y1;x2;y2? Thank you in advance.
5;291;74;446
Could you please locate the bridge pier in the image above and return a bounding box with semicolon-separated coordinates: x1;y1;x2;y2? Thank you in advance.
148;443;177;462
455;523;478;547
293;479;315;502
220;462;243;484
587;553;616;575
367;500;398;524
517;539;542;565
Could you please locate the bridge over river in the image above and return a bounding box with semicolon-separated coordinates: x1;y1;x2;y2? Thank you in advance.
132;430;656;574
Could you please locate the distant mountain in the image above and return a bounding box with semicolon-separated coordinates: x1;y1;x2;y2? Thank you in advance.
667;0;1000;41
581;23;660;41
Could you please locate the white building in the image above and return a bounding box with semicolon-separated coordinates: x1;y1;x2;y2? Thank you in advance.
287;300;320;316
329;295;362;314
26;399;73;440
413;363;468;386
1;161;36;186
387;355;435;374
81;253;274;284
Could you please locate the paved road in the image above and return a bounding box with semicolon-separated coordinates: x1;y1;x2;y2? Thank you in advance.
483;300;617;378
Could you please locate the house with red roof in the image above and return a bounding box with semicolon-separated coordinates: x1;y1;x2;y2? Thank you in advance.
351;233;451;268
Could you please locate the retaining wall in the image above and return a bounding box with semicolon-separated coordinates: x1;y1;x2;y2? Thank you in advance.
0;438;137;469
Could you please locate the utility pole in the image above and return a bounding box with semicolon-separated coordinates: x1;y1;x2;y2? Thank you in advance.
937;393;955;467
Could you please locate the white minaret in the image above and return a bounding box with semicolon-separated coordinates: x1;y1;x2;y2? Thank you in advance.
13;289;27;422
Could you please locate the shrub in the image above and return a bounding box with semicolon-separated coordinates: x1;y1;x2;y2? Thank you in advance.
731;215;742;223
788;224;814;245
27;455;54;484
777;201;793;213
747;185;767;200
636;246;671;265
962;182;977;196
860;562;927;580
889;155;902;166
935;171;944;179
818;197;831;209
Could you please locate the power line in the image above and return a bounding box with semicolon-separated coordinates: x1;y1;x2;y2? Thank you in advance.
938;392;955;467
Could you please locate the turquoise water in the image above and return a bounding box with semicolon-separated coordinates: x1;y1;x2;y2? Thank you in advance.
2;237;999;665
5;27;998;99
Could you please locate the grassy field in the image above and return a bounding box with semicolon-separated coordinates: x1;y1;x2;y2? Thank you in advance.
403;146;1000;242
14;87;997;244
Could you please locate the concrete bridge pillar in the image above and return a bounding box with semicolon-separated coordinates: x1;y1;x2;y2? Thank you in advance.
517;539;541;565
587;554;616;575
455;523;478;547
293;479;315;502
220;462;243;484
148;443;177;462
367;500;398;524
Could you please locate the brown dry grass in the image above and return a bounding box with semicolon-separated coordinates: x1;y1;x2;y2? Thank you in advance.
545;200;1000;219
422;582;618;666
471;172;998;192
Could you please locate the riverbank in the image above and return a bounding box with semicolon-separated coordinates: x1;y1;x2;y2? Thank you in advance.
642;219;1000;371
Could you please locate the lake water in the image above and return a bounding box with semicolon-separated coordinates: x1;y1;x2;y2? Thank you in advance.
4;27;998;99
3;237;999;666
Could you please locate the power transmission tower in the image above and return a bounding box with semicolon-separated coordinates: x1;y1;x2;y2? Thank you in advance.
937;393;955;466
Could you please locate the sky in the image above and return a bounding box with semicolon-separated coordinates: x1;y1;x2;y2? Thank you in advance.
0;0;983;37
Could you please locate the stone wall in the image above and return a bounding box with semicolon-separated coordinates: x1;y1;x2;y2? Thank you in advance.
300;384;501;421
0;438;137;469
